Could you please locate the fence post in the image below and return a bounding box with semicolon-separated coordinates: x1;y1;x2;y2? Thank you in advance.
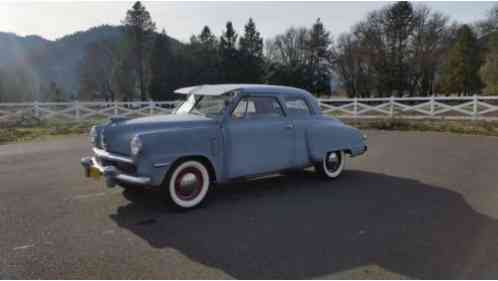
473;94;478;120
389;96;394;118
33;101;40;119
113;101;118;117
353;97;358;119
430;95;435;117
74;100;80;121
149;100;154;115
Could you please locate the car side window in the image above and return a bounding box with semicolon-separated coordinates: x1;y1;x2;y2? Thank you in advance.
284;97;312;117
232;96;284;119
232;98;248;119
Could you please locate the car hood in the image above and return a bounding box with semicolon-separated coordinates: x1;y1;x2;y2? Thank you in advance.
101;114;218;155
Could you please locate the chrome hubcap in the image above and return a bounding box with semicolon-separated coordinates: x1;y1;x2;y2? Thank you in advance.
175;168;203;200
179;173;199;190
325;152;340;172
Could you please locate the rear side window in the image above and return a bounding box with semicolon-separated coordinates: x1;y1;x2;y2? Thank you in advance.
232;96;284;119
284;97;312;117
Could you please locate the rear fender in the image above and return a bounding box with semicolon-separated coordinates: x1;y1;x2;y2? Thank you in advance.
307;122;364;162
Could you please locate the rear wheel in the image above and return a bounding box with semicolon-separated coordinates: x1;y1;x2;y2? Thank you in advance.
314;150;346;179
163;160;211;209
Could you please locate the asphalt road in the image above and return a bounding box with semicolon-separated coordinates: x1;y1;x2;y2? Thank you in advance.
1;131;498;279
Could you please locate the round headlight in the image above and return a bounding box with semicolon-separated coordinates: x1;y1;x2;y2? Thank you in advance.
89;126;97;145
130;135;143;156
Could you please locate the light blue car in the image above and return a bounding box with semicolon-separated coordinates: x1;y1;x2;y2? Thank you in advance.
81;84;367;209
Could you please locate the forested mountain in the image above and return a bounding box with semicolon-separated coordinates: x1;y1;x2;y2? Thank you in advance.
0;25;181;101
0;33;50;66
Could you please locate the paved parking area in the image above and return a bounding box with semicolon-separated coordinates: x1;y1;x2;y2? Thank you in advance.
1;131;498;279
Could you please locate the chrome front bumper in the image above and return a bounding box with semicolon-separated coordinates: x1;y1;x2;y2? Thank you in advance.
80;149;151;188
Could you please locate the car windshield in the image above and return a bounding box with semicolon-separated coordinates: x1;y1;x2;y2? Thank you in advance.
174;92;236;117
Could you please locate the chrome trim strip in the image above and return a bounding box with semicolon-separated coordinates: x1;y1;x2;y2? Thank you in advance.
115;174;150;185
153;162;170;168
93;147;133;164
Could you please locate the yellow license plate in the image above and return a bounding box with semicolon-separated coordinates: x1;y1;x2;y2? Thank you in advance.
89;166;102;179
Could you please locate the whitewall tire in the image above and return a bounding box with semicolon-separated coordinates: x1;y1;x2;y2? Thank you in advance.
315;151;346;179
166;160;210;209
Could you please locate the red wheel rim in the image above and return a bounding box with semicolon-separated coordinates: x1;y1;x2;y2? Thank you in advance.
174;167;203;201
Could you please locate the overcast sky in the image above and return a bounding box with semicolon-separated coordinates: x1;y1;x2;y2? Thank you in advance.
1;1;495;42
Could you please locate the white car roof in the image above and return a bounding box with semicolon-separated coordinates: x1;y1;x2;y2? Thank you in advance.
174;84;311;96
174;84;243;96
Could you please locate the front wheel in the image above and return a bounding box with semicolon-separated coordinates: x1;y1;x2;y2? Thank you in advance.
163;160;211;209
314;151;346;179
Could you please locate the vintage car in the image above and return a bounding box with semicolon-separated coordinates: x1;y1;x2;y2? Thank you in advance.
81;84;367;209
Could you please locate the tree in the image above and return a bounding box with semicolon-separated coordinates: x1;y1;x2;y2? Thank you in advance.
0;65;38;102
265;27;310;90
112;45;138;102
352;8;395;97
332;2;453;97
333;33;375;98
189;26;222;84
480;33;498;95
439;25;483;96
219;21;241;82
477;4;497;36
148;30;177;101
384;1;416;96
48;81;65;102
198;26;218;50
78;39;117;101
306;18;333;95
239;18;264;83
407;6;449;96
123;1;156;101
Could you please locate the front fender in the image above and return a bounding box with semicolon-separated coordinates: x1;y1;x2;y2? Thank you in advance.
134;127;221;186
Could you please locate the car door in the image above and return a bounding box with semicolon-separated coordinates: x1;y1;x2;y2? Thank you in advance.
283;96;315;167
224;95;295;178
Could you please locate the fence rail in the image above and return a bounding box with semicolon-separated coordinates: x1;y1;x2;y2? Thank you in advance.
1;96;498;122
0;101;182;123
319;95;498;121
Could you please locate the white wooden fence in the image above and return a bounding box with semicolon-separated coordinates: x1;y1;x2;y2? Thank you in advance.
0;101;182;123
319;95;498;121
1;96;498;122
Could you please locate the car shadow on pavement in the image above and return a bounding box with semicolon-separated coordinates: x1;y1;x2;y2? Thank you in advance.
110;170;498;279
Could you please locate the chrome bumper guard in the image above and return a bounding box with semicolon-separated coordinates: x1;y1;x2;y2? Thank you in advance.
81;154;151;188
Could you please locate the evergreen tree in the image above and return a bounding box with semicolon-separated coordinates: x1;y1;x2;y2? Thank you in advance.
220;21;238;50
384;1;416;96
123;1;156;101
198;26;218;50
306;18;333;95
480;33;498;95
189;26;222;84
149;30;175;101
239;18;264;83
440;25;483;96
219;21;241;82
